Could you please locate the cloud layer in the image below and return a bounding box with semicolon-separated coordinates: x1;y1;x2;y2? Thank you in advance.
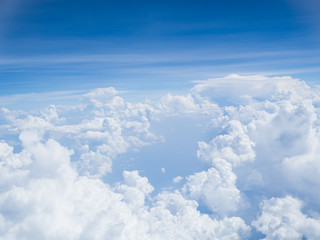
1;74;320;239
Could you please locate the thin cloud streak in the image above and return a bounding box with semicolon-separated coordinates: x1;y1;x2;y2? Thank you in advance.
0;90;85;106
1;49;319;66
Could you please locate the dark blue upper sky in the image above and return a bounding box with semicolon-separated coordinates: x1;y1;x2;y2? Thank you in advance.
0;0;319;96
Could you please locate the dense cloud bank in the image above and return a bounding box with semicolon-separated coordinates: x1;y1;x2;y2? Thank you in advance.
1;74;320;239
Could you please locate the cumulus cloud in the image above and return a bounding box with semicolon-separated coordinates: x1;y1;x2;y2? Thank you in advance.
0;135;250;239
253;196;320;240
1;74;320;239
192;74;320;105
1;91;159;178
79;144;112;177
83;87;118;107
197;120;255;166
151;191;250;240
183;158;240;215
159;94;200;114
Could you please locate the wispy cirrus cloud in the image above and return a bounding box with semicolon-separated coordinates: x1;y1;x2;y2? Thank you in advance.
1;48;320;96
0;90;85;108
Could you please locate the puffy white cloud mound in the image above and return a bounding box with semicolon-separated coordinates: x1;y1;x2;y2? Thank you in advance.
183;159;240;215
192;74;318;104
253;196;320;240
197;120;255;166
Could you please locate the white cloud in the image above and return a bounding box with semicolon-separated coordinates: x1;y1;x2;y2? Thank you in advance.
253;196;320;240
159;93;200;115
1;74;320;239
1;92;159;179
197;120;255;166
151;191;250;240
115;170;154;208
183;158;240;215
192;74;318;105
83;87;118;107
79;145;112;177
173;176;183;183
0;135;250;239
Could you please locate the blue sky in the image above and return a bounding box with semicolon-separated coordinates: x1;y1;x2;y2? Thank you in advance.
0;0;319;98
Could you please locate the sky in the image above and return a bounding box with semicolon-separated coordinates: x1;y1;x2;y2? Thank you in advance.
1;1;320;240
0;0;320;98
